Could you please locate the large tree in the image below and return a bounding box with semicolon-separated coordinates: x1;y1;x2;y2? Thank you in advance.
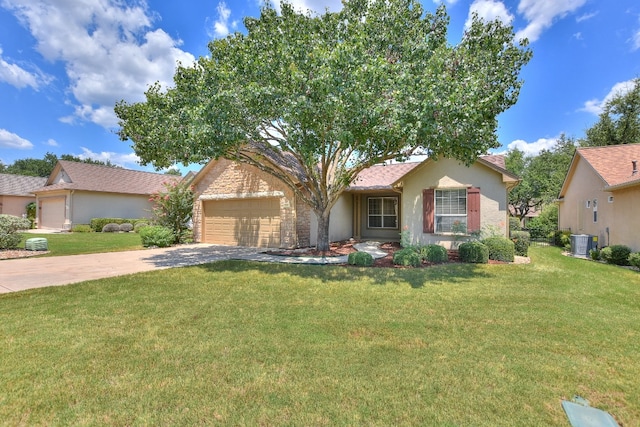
582;78;640;146
115;0;531;251
1;152;120;177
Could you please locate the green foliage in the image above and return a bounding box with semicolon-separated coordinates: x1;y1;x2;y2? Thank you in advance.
510;231;530;256
116;0;530;251
2;152;120;177
101;223;121;233
589;248;600;261
526;204;559;239
482;236;515;262
399;226;412;248
629;252;640;269
509;217;521;233
347;251;374;267
148;180;194;244
601;245;632;266
393;248;421;267
90;218;145;232
553;230;571;247
458;241;489;263
419;244;448;263
582;78;640;147
139;226;174;248
119;223;134;233
0;214;31;249
134;222;149;233
26;202;36;228
71;224;93;233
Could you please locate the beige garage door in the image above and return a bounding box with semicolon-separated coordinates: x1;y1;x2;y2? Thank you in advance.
40;197;65;229
203;198;281;247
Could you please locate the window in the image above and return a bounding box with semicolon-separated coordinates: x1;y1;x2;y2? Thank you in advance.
435;189;467;233
368;197;398;229
586;200;591;208
608;196;614;203
593;199;598;223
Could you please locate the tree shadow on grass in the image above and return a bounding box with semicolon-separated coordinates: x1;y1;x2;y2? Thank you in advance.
193;260;493;289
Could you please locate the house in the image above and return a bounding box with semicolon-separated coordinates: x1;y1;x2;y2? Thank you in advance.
558;144;640;252
191;155;519;249
32;160;177;230
0;174;47;217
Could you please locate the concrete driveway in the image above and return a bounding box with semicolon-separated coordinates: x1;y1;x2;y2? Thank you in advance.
0;244;260;294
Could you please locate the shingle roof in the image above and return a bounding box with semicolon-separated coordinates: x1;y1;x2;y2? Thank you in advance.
577;144;640;188
0;174;47;196
34;160;178;195
348;162;421;191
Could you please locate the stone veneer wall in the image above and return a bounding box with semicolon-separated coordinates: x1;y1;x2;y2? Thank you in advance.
295;198;311;248
192;159;300;248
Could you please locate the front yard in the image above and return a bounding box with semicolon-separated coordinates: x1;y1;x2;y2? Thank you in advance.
0;246;638;425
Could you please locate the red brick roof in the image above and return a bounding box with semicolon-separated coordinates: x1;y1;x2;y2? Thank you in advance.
577;144;640;188
34;161;177;195
0;174;47;196
349;162;421;191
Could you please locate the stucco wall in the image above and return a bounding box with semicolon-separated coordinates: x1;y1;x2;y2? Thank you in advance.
71;191;154;225
400;158;509;249
192;159;299;247
309;193;353;247
0;195;34;217
610;186;639;251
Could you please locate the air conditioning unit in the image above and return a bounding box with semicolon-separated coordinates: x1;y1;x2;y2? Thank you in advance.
570;234;590;257
25;238;48;251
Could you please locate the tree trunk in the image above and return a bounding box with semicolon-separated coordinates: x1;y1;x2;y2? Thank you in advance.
315;210;331;253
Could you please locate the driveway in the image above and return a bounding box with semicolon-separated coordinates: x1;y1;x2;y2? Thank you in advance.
0;244;260;294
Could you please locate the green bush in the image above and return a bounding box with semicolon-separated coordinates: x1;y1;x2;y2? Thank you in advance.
0;214;31;249
603;245;632;266
509;217;521;233
348;251;374;267
393;248;421;267
600;247;612;263
458;241;489;264
26;202;36;228
421;244;448;263
629;252;640;269
90;218;146;232
71;224;92;233
134;222;149;233
119;223;134;233
102;223;121;233
482;236;515;262
553;230;571;247
510;231;530;256
140;226;174;248
589;248;600;261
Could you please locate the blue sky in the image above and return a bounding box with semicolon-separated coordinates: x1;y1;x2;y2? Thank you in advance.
1;0;639;173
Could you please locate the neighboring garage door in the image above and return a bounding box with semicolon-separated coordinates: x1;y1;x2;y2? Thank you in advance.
40;197;65;229
203;198;281;247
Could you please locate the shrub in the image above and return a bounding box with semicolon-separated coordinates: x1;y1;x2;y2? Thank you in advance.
149;180;195;244
134;222;149;233
71;224;92;233
348;251;374;267
26;202;36;228
101;223;121;233
510;231;530;256
140;226;174;248
0;214;31;250
589;248;600;261
119;223;134;232
553;230;571;247
604;245;632;266
458;241;489;264
90;218;146;232
482;236;515;262
629;253;640;269
393;248;421;267
509;217;521;233
600;247;612;263
421;244;448;263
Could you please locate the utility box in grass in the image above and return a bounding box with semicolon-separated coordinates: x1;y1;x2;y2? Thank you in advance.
25;238;48;251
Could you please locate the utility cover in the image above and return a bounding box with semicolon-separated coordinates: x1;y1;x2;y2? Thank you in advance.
562;400;619;427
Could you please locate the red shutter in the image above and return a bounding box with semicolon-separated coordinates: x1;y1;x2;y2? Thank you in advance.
467;187;480;233
423;189;434;233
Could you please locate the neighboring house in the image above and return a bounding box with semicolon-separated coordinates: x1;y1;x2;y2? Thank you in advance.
191;155;519;249
32;160;177;230
0;174;47;217
558;144;640;251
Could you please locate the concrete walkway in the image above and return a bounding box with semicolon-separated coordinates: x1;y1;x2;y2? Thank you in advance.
0;242;387;294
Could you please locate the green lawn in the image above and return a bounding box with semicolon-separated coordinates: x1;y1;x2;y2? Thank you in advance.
1;246;638;425
19;232;143;257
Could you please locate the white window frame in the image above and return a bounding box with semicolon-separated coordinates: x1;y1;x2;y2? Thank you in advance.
593;199;598;223
608;196;614;203
435;188;467;234
367;197;398;229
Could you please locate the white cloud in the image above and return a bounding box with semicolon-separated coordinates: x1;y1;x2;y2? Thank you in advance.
0;47;51;89
272;0;343;14
433;0;459;5
576;11;598;23
45;138;59;147
581;80;637;115
465;0;514;30
507;137;558;157
211;2;233;38
3;0;196;128
515;0;587;43
76;147;142;168
0;129;33;149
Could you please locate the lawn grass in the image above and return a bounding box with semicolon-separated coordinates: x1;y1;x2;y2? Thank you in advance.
1;246;639;425
19;232;143;257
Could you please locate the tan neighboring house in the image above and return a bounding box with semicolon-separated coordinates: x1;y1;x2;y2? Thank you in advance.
0;173;47;217
191;155;519;249
33;160;176;230
558;144;640;252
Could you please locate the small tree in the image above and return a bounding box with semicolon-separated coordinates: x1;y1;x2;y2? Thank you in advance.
0;214;31;250
149;180;195;244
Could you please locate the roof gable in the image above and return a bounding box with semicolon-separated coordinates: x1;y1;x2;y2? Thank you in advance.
0;174;48;196
576;144;640;189
348;162;420;191
35;161;178;195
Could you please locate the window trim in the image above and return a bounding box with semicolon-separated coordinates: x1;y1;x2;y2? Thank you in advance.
434;188;468;234
593;199;598;223
367;196;399;230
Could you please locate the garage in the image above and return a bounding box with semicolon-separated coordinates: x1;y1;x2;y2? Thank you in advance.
39;197;65;229
203;198;281;247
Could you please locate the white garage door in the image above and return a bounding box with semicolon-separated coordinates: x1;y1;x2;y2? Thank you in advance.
203;198;281;247
40;197;65;229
